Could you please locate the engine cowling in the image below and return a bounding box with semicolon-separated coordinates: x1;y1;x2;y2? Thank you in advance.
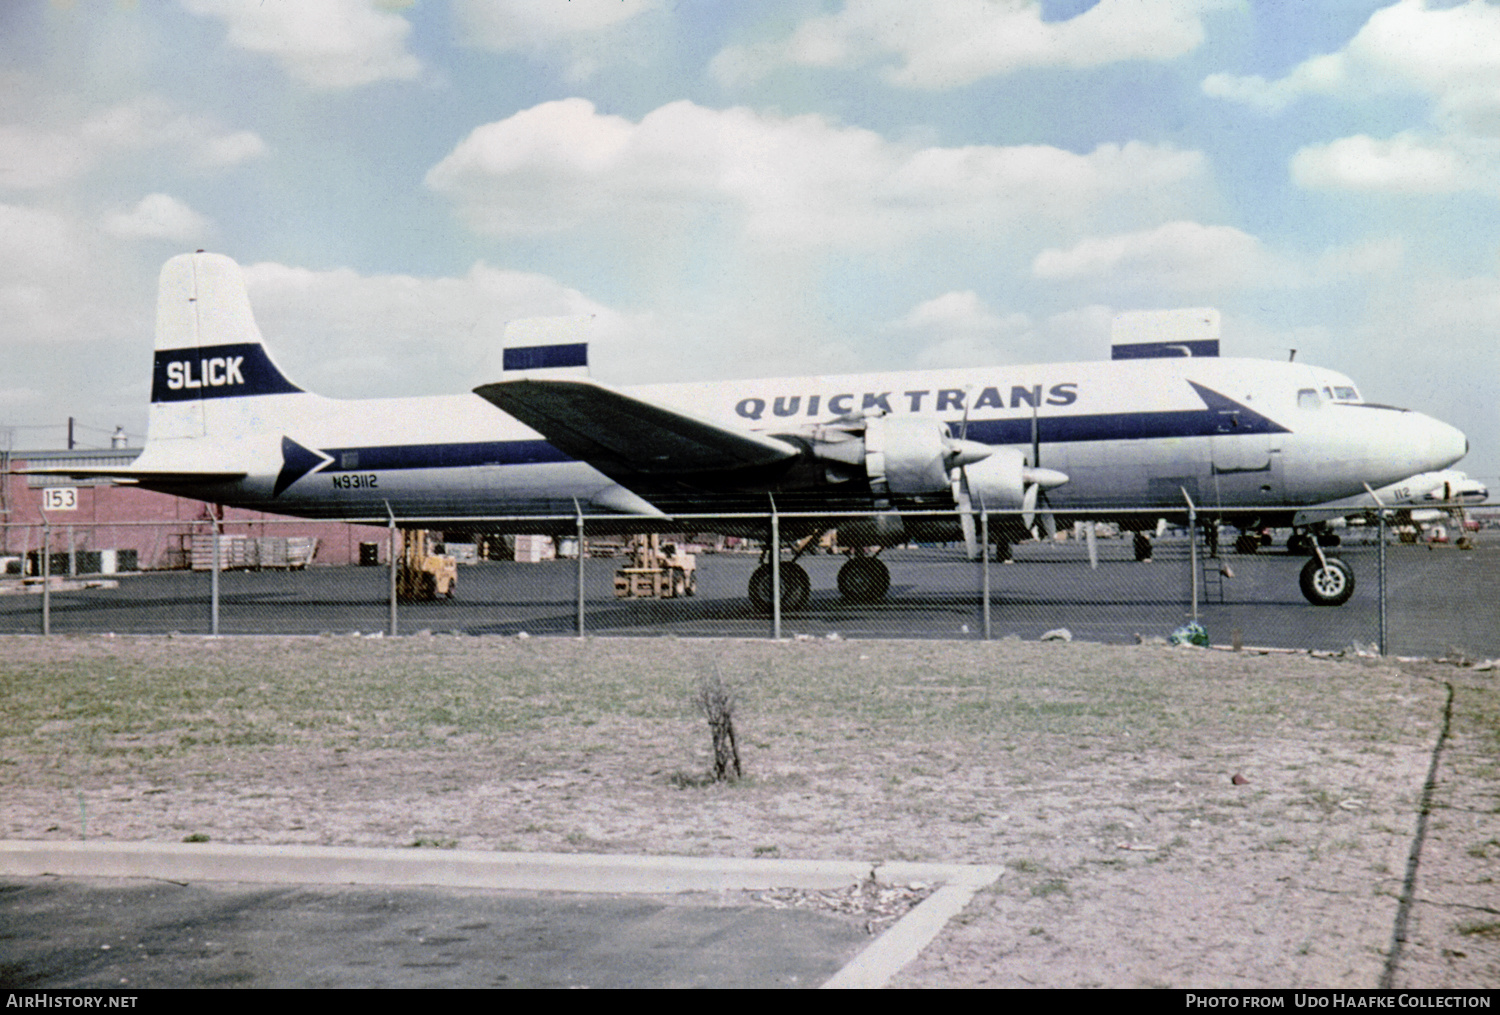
957;446;1030;510
863;415;955;496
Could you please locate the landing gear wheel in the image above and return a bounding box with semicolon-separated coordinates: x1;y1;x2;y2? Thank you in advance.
748;563;810;612
1299;557;1355;606
1133;532;1153;562
837;556;890;603
1234;533;1260;555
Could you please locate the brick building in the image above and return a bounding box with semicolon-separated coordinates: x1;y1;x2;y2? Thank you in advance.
2;448;389;573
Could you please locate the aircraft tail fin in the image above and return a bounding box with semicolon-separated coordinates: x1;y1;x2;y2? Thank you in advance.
147;252;307;443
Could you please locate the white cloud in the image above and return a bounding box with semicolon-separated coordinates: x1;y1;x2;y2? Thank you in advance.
1291;133;1470;193
885;291;1032;368
239;260;637;396
101;194;214;242
180;0;421;90
1033;221;1273;289
192;129;268;169
0;96;265;190
1031;221;1401;292
425;98;1205;249
712;0;1224;91
1201;53;1348;115
1204;0;1500;113
453;0;659;49
0;203;86;282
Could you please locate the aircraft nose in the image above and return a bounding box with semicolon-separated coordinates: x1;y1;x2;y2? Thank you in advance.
1431;417;1468;470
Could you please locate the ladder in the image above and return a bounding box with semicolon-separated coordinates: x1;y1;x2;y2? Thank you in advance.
1198;523;1226;603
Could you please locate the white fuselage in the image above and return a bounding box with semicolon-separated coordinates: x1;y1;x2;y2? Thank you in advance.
148;355;1468;524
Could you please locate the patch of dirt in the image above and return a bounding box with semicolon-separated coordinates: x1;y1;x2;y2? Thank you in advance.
1;635;1495;988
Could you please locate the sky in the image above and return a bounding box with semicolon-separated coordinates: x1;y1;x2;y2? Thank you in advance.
1;0;1495;487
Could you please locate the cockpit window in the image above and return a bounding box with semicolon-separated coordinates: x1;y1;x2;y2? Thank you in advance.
1298;388;1321;409
1333;386;1359;401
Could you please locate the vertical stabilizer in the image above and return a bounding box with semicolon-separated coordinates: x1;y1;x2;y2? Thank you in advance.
147;253;304;442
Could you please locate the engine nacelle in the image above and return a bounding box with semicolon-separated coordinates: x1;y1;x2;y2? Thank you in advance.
862;415;953;496
958;446;1031;510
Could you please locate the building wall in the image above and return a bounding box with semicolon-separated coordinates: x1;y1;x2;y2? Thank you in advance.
2;456;390;570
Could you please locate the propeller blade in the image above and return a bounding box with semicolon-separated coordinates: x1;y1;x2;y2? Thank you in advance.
1085;518;1098;569
951;466;979;560
1030;402;1040;468
1021;482;1039;530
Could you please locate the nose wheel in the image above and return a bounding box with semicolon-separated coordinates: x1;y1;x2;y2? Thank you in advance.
837;556;890;603
1299;556;1355;606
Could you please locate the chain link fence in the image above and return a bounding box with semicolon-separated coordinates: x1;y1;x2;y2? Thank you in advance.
2;506;1495;659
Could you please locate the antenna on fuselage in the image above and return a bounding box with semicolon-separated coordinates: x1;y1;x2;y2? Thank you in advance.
1289;349;1297;362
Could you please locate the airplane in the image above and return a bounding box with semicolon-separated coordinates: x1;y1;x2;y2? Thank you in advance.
33;252;1470;609
1281;469;1488;550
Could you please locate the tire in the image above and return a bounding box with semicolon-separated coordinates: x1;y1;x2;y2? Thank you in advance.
1234;534;1260;555
748;563;810;611
837;556;890;603
1299;556;1355;606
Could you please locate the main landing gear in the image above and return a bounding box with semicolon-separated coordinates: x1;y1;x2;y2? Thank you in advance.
837;555;890;603
748;560;810;611
746;542;894;611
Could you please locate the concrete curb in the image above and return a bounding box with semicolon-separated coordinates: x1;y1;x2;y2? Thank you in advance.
0;840;1002;988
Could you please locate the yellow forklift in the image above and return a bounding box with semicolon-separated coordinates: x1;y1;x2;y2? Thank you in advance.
614;534;696;599
397;529;457;601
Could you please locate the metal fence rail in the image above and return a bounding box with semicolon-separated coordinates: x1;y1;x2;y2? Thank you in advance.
2;506;1495;659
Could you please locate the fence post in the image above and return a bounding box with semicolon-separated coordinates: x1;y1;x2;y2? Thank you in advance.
386;505;398;637
41;521;50;637
981;510;991;640
770;503;781;641
575;503;586;640
1378;511;1388;656
210;518;220;636
1182;488;1198;624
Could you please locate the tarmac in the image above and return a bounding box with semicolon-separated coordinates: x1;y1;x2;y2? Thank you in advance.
3;531;1497;658
0;841;1002;989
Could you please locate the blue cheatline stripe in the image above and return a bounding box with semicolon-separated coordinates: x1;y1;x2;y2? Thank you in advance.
958;383;1288;444
280;383;1288;490
502;343;588;371
151;343;302;402
319;439;572;472
1111;340;1220;360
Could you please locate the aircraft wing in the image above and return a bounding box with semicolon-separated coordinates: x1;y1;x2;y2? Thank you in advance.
474;378;799;476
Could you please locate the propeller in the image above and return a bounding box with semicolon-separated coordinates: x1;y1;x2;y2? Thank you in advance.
947;391;983;559
1025;402;1063;539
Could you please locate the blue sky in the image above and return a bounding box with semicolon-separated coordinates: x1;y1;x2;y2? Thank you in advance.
1;0;1495;487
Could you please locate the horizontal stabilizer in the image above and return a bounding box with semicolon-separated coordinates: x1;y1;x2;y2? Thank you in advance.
474;377;799;476
25;465;247;484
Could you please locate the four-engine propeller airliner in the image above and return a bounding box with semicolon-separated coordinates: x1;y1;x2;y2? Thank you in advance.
36;253;1470;608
